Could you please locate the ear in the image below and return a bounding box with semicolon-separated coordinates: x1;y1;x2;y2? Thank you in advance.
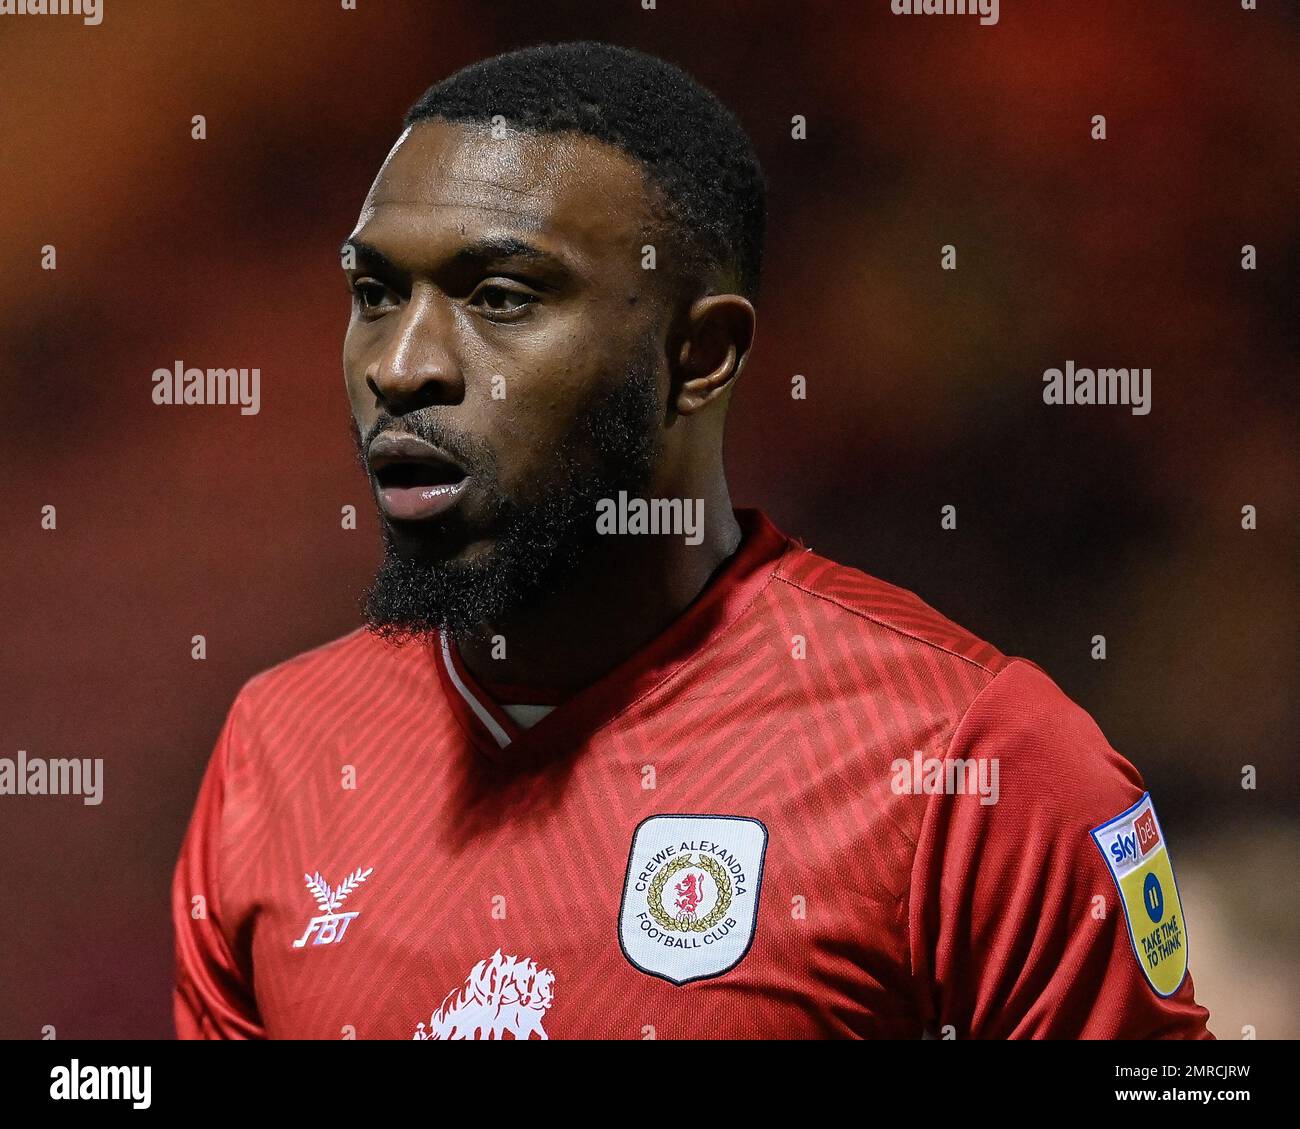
671;293;756;415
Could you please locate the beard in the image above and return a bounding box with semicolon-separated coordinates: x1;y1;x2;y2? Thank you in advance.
356;340;661;645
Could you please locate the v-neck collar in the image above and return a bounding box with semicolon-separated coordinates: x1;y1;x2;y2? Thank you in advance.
428;508;797;771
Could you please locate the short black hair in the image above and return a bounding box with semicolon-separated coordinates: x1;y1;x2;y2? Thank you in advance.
402;40;767;305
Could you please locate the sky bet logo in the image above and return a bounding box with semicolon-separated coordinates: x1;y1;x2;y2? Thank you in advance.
1109;808;1161;865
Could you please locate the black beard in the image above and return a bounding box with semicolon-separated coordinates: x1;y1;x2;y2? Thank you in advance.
357;346;661;645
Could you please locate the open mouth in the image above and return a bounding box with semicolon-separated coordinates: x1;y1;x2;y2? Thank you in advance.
373;463;470;523
373;460;466;490
367;434;471;523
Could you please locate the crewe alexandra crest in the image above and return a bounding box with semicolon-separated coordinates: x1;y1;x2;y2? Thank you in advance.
618;814;768;985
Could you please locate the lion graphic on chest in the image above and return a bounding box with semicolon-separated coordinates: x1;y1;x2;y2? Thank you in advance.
412;948;556;1040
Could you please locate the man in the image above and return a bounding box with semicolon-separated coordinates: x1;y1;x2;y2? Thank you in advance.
173;40;1212;1039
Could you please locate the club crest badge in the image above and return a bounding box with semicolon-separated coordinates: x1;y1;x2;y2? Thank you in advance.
1090;793;1189;997
618;813;767;985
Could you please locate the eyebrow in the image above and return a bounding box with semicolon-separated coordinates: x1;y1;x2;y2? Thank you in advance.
340;236;572;282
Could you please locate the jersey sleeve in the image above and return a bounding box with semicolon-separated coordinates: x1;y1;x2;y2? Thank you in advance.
907;659;1213;1039
171;692;266;1039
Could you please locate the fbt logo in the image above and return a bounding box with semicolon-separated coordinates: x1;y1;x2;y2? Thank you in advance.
292;867;373;950
1108;809;1161;865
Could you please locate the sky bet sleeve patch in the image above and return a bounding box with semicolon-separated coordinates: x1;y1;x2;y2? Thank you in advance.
1090;792;1189;998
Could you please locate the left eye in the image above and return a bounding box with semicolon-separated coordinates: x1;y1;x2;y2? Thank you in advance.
475;285;535;314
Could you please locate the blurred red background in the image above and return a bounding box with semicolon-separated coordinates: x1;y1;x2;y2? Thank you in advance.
1;0;1296;1038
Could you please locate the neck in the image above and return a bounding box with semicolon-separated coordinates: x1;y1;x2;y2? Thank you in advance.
457;480;741;693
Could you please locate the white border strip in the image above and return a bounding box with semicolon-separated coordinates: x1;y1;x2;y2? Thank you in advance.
439;632;512;749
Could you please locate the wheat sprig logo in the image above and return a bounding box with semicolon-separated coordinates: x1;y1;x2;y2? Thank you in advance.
292;866;374;949
304;867;373;913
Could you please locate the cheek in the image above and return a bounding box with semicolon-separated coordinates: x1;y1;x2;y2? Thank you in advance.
341;328;373;415
484;402;572;498
482;363;600;478
343;376;368;422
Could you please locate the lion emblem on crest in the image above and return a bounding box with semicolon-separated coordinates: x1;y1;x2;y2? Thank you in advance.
412;948;555;1040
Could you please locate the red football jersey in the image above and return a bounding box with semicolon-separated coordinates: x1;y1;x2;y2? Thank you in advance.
172;509;1213;1039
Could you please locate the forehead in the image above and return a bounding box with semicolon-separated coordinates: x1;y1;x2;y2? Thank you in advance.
353;118;658;261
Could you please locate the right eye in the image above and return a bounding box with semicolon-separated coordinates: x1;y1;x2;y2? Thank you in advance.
353;279;397;314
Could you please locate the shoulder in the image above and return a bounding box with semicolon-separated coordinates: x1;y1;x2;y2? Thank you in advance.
767;543;1137;796
240;626;377;696
227;626;427;740
946;657;1146;819
772;545;1011;676
766;545;1013;722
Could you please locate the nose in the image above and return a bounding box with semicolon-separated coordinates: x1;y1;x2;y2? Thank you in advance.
366;283;464;411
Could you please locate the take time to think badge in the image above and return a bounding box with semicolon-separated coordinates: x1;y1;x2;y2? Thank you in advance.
1091;792;1189;998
